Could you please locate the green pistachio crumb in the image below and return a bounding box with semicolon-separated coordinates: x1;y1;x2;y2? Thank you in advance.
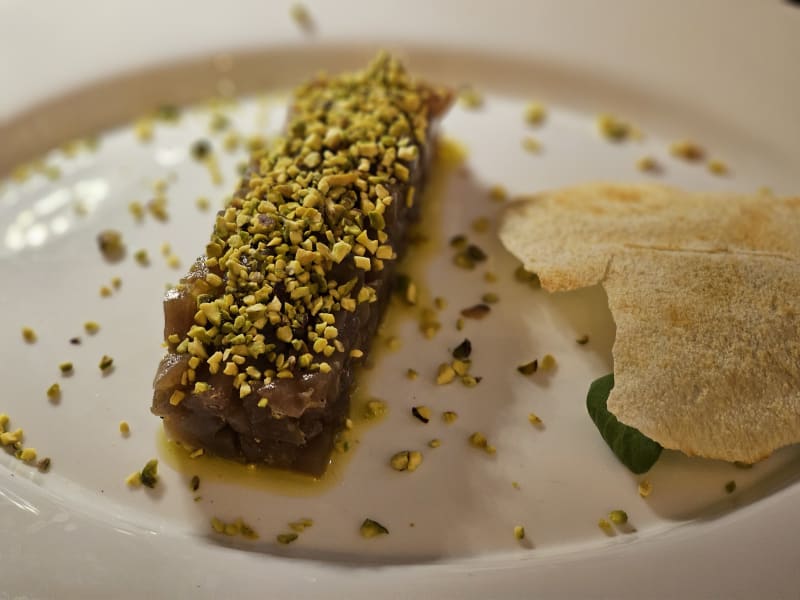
460;304;491;320
481;292;499;304
576;334;590;345
84;321;100;334
521;136;541;153
514;525;526;540
364;399;387;420
411;406;431;424
597;114;631;141
442;411;458;424
46;383;61;400
133;249;149;266
517;360;538;375
528;412;543;427
489;185;507;203
428;438;441;448
636;156;660;173
598;519;614;534
540;354;556;371
190;475;200;491
436;363;456;385
119;421;130;436
609;510;628;525
98;355;114;371
290;3;312;28
140;459;159;488
638;480;652;498
452;338;472;360
390;450;423;472
725;480;736;494
524;102;547;125
360;518;389;538
97;230;125;261
670;139;705;161
405;368;418;380
21;327;37;343
59;362;73;374
459;87;483;109
708;159;729;175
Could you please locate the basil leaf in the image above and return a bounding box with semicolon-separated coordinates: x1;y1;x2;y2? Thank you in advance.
586;373;662;474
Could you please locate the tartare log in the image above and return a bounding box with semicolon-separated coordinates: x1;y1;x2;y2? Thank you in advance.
152;53;451;476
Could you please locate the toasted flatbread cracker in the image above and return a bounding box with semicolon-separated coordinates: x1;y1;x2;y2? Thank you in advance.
500;183;800;293
499;183;800;462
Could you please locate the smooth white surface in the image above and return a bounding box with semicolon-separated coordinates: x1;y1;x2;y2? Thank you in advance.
1;1;799;598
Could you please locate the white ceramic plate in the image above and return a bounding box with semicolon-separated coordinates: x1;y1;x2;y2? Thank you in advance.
2;1;799;597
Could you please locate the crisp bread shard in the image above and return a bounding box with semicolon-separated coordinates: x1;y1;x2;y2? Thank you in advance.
151;53;451;476
499;183;800;463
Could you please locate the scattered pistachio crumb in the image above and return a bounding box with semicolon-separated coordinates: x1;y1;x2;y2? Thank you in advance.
670;139;705;161
436;363;456;385
524;102;547;125
598;519;613;534
119;421;130;436
442;411;458;424
411;406;431;424
364;399;387;419
608;510;628;525
725;480;736;494
84;321;100;334
638;480;652;498
98;355;114;371
37;457;51;472
360;518;389;538
125;471;142;487
385;336;401;351
512;481;520;490
190;475;200;491
455;317;465;331
459;87;483;109
433;296;447;310
528;413;543;427
489;184;507;203
133;249;149;266
452;339;472;360
99;286;112;298
405;368;418;380
468;432;495;454
129;201;145;220
390;450;423;472
540;354;557;371
21;327;37;343
514;525;526;540
111;276;122;290
97;230;125;261
708;159;729;175
428;439;441;449
46;383;61;401
19;448;37;462
481;292;499;304
471;216;490;234
290;2;312;29
576;334;590;345
521;136;541;153
460;304;491;320
636;156;660;173
596;114;631;141
59;362;73;375
517;360;538;375
196;196;211;211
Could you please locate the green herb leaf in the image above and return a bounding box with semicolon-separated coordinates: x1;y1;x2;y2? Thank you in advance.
586;373;662;474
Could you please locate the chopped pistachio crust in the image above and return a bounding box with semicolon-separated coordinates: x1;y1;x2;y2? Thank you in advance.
166;53;443;396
